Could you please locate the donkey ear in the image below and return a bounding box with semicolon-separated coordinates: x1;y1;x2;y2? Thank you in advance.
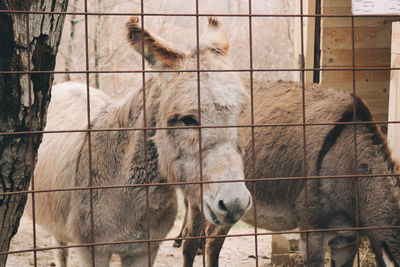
126;16;184;69
206;17;229;55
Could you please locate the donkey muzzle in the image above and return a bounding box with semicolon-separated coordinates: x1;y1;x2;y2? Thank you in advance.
204;181;252;225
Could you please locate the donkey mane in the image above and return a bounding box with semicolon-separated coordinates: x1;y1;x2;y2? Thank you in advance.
316;95;395;175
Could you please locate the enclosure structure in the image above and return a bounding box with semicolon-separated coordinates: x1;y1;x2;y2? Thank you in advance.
299;0;400;122
274;0;400;263
304;0;400;173
2;0;400;267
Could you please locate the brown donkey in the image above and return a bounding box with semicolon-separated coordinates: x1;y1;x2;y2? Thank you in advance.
178;79;400;267
25;17;252;266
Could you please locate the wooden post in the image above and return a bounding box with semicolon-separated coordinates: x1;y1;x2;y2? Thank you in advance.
293;0;316;82
305;0;317;83
389;22;400;162
271;234;303;266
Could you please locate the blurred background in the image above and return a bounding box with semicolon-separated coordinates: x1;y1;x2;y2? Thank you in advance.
54;0;297;98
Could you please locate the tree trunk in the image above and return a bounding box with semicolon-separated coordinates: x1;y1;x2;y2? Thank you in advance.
64;0;79;82
93;0;101;89
0;1;68;266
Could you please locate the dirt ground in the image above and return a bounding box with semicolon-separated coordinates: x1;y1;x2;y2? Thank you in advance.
6;216;274;267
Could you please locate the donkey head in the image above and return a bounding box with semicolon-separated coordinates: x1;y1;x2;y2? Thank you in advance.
126;17;251;225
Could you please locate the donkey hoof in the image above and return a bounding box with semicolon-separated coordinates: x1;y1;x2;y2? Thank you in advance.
173;239;182;248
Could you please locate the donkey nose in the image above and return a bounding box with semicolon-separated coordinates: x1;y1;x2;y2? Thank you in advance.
216;192;252;224
218;200;228;211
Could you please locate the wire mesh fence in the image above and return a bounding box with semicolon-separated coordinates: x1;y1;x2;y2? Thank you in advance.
1;0;400;266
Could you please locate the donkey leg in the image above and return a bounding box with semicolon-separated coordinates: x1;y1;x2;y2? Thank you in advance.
205;223;232;267
174;197;189;248
121;254;150;267
368;228;400;267
300;232;327;267
182;204;203;267
121;249;158;267
357;177;400;266
76;246;112;267
52;238;68;267
330;242;357;267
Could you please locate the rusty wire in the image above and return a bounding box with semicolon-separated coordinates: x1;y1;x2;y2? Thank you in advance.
194;0;207;266
3;224;400;257
2;9;400;18
83;0;96;265
351;15;362;267
247;0;260;265
300;0;311;264
1;66;400;75
2;120;400;138
139;2;153;265
2;2;400;267
3;222;400;258
1;172;400;199
25;5;38;267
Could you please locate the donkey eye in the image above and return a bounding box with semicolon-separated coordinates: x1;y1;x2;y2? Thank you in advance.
181;115;199;126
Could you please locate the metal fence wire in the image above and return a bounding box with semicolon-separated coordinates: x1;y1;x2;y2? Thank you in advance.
1;0;400;266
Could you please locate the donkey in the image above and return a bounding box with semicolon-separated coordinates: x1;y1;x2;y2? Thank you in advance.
25;16;252;266
178;79;400;267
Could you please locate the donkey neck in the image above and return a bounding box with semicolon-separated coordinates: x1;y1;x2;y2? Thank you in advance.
85;77;164;187
94;77;159;130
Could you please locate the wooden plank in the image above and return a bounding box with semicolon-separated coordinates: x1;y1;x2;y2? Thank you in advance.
320;69;389;83
305;0;316;83
271;235;303;267
321;80;389;120
323;26;391;49
388;22;400;162
293;0;316;82
293;3;301;82
322;80;389;95
318;0;393;123
321;48;391;67
322;0;351;8
392;23;400;52
322;17;398;28
322;7;351;15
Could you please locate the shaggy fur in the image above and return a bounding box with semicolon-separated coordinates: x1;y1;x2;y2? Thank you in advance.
180;79;400;267
25;17;252;267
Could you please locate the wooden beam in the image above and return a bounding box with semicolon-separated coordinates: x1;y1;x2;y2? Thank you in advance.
319;1;398;121
305;0;316;83
322;80;389;121
320;69;389;83
323;26;392;49
271;235;303;266
389;21;400;162
322;0;350;8
293;0;317;82
321;48;391;67
322;17;395;28
322;7;351;15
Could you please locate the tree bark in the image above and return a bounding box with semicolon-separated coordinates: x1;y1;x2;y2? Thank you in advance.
0;1;68;265
64;0;79;81
93;0;101;90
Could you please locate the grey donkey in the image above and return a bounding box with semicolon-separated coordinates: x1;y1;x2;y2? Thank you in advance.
25;17;252;266
177;79;400;267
